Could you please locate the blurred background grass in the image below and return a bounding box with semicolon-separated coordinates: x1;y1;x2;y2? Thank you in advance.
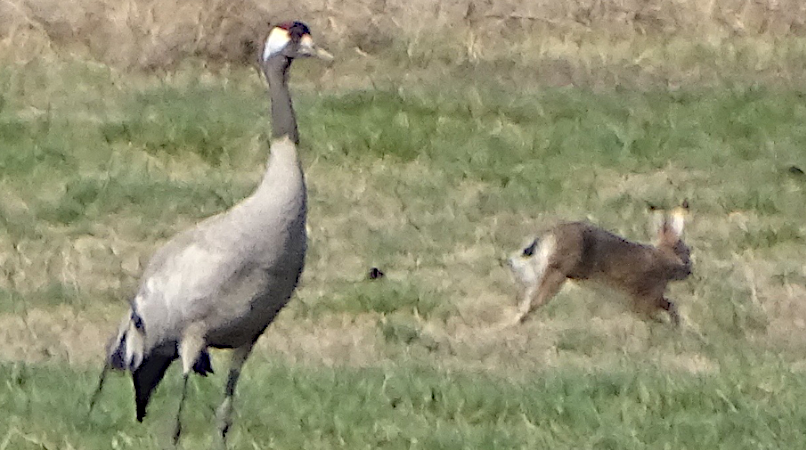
0;0;805;448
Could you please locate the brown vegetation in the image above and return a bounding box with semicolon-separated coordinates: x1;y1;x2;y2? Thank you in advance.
1;0;806;69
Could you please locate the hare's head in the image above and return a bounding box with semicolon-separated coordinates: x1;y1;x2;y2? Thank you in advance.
506;234;557;288
507;238;540;286
651;201;692;280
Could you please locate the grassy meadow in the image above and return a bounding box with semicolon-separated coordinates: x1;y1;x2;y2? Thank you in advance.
1;26;806;449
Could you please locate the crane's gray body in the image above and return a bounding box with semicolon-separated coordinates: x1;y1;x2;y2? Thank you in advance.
128;138;306;360
94;22;330;445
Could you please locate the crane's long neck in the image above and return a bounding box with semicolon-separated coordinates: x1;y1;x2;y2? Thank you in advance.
264;55;299;145
251;55;306;212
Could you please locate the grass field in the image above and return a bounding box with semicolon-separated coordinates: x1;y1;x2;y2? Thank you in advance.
1;33;806;448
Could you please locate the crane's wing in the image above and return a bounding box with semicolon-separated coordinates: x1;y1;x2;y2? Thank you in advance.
132;218;259;344
129;185;305;350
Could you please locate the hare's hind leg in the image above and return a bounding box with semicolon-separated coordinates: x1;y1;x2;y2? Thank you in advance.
658;297;681;327
634;295;681;327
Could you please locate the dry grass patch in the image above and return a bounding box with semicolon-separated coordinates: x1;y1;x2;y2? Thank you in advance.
0;301;723;379
3;0;806;90
1;52;805;404
0;306;110;365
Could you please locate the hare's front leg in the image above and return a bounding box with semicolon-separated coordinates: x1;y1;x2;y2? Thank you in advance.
515;268;567;324
633;294;681;327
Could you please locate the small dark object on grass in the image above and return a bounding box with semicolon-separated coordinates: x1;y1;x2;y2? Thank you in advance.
788;165;804;176
368;267;385;280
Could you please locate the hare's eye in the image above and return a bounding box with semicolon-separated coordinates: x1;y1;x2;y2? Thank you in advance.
522;240;537;257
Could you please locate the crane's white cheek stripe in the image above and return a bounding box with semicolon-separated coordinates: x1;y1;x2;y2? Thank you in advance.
263;28;291;61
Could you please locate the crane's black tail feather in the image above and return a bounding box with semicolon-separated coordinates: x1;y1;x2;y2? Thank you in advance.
132;349;214;421
133;353;174;422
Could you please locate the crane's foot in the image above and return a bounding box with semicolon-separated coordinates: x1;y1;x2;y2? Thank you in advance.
215;396;233;449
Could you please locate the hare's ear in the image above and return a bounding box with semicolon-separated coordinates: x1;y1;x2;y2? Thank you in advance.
648;204;666;236
668;201;689;238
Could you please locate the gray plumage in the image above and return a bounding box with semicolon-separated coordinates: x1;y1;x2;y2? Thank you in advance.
130;134;307;353
89;21;332;447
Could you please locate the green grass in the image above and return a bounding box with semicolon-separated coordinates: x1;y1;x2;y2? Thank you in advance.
1;48;806;448
1;354;804;449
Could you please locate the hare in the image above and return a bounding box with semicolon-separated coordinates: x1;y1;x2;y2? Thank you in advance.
506;203;691;326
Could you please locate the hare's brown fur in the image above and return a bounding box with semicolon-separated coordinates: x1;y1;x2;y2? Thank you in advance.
507;205;691;326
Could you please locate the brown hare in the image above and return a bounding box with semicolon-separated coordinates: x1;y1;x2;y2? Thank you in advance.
506;202;691;326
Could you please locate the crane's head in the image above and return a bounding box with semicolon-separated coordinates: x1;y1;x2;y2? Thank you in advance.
261;21;333;63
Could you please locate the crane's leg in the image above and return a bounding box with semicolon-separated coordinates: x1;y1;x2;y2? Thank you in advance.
174;324;206;446
173;373;190;445
215;342;254;450
87;364;109;418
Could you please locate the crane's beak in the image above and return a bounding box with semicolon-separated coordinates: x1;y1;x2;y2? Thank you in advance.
299;34;334;61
